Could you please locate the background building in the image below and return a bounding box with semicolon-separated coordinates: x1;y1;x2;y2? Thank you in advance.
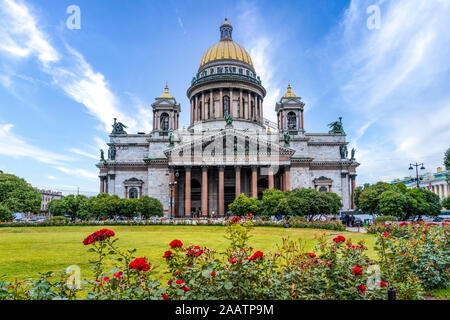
97;19;359;217
391;167;449;201
35;189;63;216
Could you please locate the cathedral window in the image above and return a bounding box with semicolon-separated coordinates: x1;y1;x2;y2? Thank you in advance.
287;112;297;129
225;67;229;73
218;67;223;74
207;99;211;118
251;100;255;119
246;70;250;76
202;71;206;77
237;100;240;117
223;96;230;116
239;68;243;74
160;113;169;131
199;101;202;120
129;188;138;199
210;68;214;74
318;186;328;193
232;67;236;73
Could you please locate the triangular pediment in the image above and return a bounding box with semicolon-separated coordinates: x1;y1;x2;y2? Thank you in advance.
164;128;295;163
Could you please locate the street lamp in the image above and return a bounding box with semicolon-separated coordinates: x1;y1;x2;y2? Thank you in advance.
168;171;180;219
409;162;425;188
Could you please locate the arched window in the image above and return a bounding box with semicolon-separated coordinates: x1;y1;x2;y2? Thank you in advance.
237;100;240;118
223;95;230;116
129;188;138;199
199;101;202;121
160;113;169;131
318;186;327;193
287;112;297;129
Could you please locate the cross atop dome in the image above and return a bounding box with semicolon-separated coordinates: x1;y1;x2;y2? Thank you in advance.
220;18;233;40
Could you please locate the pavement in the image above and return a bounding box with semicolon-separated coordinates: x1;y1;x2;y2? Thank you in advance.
346;226;368;233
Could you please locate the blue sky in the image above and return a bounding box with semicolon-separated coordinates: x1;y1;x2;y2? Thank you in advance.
0;0;449;196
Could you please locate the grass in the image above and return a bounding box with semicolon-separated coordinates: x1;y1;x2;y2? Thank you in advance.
0;225;376;282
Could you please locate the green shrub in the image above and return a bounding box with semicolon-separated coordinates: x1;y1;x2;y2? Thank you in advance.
374;215;397;224
48;216;69;224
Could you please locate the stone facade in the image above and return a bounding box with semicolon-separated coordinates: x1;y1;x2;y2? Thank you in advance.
96;19;359;216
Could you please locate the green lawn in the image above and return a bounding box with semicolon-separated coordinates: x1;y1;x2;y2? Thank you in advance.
0;226;376;282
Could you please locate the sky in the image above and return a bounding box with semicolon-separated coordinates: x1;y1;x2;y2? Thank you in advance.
0;0;449;196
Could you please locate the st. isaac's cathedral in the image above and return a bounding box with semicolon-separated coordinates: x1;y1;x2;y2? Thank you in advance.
97;19;359;217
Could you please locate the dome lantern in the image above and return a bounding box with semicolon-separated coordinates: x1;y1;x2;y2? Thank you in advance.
220;18;233;40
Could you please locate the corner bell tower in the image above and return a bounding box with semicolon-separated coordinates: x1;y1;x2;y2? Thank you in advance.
151;84;180;135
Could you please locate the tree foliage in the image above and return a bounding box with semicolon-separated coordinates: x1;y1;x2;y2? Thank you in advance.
0;173;41;214
356;182;442;220
229;188;342;221
48;193;163;220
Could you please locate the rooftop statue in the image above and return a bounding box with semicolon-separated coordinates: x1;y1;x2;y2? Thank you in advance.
340;145;348;160
100;149;105;161
225;114;233;128
108;145;116;160
111;118;128;135
169;131;175;147
283;130;291;147
350;148;356;161
328;117;345;134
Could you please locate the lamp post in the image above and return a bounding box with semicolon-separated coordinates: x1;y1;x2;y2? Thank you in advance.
168;171;179;219
409;162;425;188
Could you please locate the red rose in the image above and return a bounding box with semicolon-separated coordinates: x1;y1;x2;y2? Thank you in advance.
181;286;190;292
333;235;346;243
168;278;173;285
308;252;316;258
231;217;241;224
352;267;363;276
113;271;123;279
399;222;408;227
383;231;390;237
163;250;174;259
356;284;366;294
229;257;237;264
174;271;182;276
176;280;185;285
211;271;216;277
249;251;264;261
129;257;151;271
83;229;115;245
170;239;183;249
380;281;387;288
103;276;110;282
162;293;169;300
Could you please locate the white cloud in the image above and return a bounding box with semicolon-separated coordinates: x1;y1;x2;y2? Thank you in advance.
54;166;98;181
0;123;72;165
237;3;282;123
332;0;450;183
69;148;98;160
0;0;141;133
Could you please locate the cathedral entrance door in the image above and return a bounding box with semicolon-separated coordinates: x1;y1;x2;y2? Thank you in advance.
224;186;235;216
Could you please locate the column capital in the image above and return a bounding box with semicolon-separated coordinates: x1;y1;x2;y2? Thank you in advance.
185;166;192;172
201;165;208;171
234;165;241;171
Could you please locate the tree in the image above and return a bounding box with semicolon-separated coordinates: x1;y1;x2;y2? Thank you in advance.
443;197;450;210
376;189;409;219
321;192;343;216
406;188;441;219
48;194;88;221
0;173;41;214
261;189;287;216
136;195;163;218
229;194;254;216
357;182;392;215
0;203;13;221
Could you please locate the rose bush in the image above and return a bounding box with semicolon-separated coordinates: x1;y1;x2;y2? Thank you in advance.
0;220;446;300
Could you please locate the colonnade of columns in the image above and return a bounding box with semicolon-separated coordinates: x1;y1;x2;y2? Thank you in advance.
168;165;291;217
426;183;449;200
278;109;304;131
153;109;179;131
190;88;263;124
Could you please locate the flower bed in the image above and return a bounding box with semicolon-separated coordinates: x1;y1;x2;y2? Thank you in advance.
0;216;346;231
1;216;446;300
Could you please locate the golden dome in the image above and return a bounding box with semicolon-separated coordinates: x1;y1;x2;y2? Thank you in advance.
283;84;296;98
199;19;253;68
160;84;174;99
